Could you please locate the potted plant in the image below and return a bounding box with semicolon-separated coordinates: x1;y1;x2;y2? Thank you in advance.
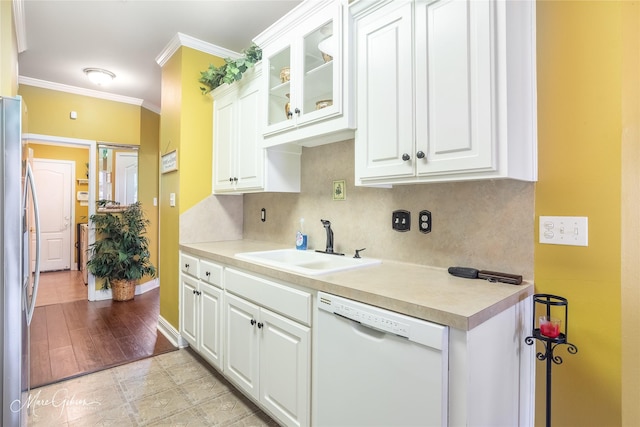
87;201;156;301
199;43;262;94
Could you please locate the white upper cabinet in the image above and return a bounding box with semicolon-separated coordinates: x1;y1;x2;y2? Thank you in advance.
352;0;537;185
212;64;302;194
253;0;355;148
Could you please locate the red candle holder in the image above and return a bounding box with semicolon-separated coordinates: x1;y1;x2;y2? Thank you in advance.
539;316;561;338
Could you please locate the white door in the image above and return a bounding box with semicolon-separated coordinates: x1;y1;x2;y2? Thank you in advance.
213;91;236;192
115;151;137;205
354;1;415;181
180;275;198;348
235;77;264;191
417;0;495;176
199;283;223;370
225;292;260;400
260;308;310;427
32;159;73;272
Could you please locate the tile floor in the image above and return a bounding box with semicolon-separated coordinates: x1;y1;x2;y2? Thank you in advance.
26;348;278;426
36;270;87;307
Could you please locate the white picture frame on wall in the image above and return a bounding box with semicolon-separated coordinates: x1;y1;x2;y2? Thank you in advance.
161;149;178;174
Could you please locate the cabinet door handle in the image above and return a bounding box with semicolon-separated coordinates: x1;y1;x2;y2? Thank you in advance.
416;151;425;159
294;108;300;116
287;111;293;119
185;263;189;269
192;289;196;295
250;319;257;326
257;322;264;329
233;177;238;182
205;271;210;277
229;177;233;182
402;153;410;161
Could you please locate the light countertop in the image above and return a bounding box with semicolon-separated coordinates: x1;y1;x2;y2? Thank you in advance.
180;239;533;331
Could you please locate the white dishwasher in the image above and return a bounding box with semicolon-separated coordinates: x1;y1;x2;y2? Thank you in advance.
314;292;448;427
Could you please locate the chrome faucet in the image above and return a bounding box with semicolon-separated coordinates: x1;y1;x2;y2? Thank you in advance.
320;219;334;253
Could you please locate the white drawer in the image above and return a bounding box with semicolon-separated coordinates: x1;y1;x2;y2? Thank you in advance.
225;268;311;325
180;253;199;277
199;259;223;289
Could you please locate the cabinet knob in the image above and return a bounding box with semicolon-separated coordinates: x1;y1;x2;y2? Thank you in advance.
250;319;257;326
257;322;264;329
416;151;425;159
287;111;293;119
402;153;411;161
229;177;233;182
233;177;238;182
205;271;210;277
294;108;300;116
185;263;189;269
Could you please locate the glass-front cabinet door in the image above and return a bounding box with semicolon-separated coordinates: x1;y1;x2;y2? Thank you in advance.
256;0;353;147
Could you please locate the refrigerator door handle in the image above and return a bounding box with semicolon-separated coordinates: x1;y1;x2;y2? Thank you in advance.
23;162;41;326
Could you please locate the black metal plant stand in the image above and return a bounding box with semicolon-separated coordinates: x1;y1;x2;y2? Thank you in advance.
525;294;578;427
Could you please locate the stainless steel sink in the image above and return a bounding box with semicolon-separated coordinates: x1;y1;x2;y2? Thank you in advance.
235;249;381;275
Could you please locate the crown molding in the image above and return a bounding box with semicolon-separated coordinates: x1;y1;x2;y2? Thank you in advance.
155;32;241;67
13;0;27;52
17;76;161;114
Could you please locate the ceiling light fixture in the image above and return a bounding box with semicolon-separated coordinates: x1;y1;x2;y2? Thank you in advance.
83;67;116;86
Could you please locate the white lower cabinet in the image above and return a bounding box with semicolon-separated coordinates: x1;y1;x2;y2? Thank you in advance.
179;249;532;426
224;268;311;427
179;254;224;371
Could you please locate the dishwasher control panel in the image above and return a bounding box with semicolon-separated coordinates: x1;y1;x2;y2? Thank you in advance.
333;300;410;338
318;292;448;349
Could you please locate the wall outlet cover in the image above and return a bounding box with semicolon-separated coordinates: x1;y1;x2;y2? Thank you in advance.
539;216;588;246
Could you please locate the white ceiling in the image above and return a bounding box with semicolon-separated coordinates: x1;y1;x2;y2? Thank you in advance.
17;0;302;112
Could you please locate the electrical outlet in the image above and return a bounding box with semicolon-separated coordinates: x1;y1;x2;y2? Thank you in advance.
419;210;431;233
392;210;410;232
539;216;588;246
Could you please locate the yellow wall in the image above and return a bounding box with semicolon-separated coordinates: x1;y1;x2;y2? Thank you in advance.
158;47;223;328
535;2;627;425
621;1;640;425
139;108;160;287
18;85;141;145
159;50;182;330
18;86;160;291
178;48;216;211
28;143;90;264
0;0;18;96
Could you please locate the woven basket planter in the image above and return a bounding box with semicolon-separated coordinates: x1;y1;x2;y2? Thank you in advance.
111;278;136;301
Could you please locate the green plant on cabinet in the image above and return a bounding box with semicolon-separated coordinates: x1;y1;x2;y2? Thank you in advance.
199;43;262;94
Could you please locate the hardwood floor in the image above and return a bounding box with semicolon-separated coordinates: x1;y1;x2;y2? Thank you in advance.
31;272;176;388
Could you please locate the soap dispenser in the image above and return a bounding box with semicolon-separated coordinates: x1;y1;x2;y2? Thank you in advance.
296;218;308;250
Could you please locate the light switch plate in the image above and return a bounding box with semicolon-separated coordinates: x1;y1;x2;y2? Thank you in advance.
539;216;588;246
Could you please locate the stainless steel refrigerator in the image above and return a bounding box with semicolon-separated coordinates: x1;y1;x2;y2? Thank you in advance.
1;95;41;426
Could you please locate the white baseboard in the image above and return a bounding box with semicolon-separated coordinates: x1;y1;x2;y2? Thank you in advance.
90;278;159;301
92;288;112;301
136;278;159;295
157;315;189;348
